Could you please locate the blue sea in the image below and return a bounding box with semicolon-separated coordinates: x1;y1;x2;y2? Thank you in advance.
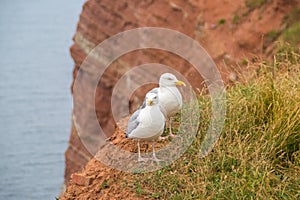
0;0;85;199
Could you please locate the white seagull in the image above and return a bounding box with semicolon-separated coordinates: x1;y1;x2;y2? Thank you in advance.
145;73;186;139
126;92;165;162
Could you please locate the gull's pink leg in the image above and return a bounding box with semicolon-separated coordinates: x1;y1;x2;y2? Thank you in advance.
151;140;162;162
137;140;148;162
168;118;176;138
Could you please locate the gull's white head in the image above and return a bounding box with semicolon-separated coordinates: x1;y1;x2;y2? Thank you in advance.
146;92;159;106
159;73;186;87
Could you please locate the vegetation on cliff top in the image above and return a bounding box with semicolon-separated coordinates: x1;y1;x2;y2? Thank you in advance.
122;47;300;199
60;43;299;200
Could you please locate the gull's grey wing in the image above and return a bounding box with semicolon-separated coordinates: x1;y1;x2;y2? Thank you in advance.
140;87;159;109
126;109;141;137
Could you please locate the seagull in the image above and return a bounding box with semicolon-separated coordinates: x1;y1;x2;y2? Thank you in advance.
126;92;165;162
143;73;186;139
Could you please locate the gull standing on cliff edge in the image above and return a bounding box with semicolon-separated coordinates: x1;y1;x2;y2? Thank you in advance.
126;92;165;162
147;73;186;139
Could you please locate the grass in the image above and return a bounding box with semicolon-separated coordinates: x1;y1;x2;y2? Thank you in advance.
263;30;282;52
241;58;248;66
263;9;300;54
282;8;300;28
121;50;300;199
265;30;281;45
245;0;268;10
100;179;109;189
281;8;300;47
232;14;240;24
218;18;226;25
275;42;300;65
283;22;300;47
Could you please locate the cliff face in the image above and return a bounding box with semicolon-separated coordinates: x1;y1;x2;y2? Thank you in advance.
65;0;297;186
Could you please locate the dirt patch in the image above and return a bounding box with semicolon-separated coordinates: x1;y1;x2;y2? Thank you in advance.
61;118;168;200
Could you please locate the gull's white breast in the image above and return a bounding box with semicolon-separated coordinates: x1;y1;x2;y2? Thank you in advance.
130;105;165;140
158;87;182;118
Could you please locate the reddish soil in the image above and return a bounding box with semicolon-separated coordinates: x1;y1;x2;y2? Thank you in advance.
61;119;164;200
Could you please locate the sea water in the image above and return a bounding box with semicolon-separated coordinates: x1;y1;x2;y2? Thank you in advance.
0;0;85;199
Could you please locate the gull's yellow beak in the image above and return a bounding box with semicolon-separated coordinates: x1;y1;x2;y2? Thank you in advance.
176;80;186;87
147;99;153;106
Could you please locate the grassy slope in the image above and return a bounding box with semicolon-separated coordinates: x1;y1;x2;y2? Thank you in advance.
121;51;300;199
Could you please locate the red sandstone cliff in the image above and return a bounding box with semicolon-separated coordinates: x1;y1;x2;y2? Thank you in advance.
64;0;299;188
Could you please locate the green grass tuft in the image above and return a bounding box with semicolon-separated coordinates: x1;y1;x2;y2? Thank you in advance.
265;30;281;46
283;8;300;28
232;14;240;24
283;22;300;46
100;179;109;189
218;18;226;25
245;0;268;10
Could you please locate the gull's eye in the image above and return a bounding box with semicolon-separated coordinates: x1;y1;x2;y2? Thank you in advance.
167;77;173;80
154;96;157;99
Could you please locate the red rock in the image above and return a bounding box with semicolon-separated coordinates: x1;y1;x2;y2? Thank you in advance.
71;173;93;186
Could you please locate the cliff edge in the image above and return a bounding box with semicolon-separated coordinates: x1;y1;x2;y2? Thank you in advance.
64;0;300;190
